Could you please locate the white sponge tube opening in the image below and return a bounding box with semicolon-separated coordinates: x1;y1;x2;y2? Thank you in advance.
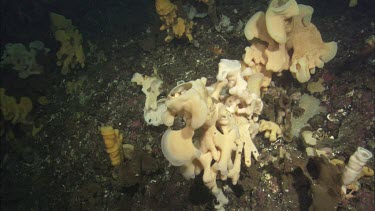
342;147;373;185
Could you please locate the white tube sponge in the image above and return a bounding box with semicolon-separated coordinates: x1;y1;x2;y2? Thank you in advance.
342;147;373;185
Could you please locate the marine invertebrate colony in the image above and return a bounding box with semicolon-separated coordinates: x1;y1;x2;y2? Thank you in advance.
155;0;194;42
243;0;337;83
0;88;33;124
132;0;341;209
0;41;49;78
100;126;124;166
133;59;268;210
50;12;85;75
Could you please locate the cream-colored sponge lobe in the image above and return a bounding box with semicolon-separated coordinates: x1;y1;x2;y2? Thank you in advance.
161;126;201;166
265;0;299;44
244;12;273;44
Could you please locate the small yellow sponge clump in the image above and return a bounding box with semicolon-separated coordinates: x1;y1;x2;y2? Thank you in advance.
100;126;124;166
156;0;177;26
54;29;85;74
156;0;194;42
50;12;85;75
0;88;33;124
259;120;282;142
173;18;193;41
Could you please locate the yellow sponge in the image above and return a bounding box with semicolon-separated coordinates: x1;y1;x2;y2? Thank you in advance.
100;126;123;166
0;88;32;124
